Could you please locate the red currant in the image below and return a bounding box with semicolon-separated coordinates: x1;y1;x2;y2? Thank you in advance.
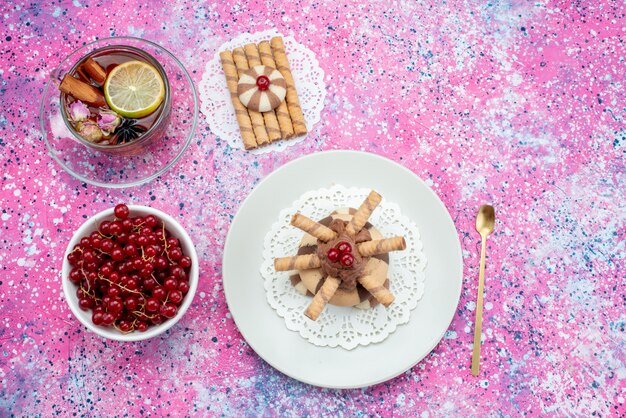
169;247;183;261
124;296;139;311
256;75;270;91
108;222;122;236
126;278;138;291
336;241;352;254
128;233;139;244
340;253;354;267
111;247;124;261
123;243;138;257
144;215;158;228
102;312;116;325
92;311;104;325
100;239;114;253
152;286;167;301
145;298;160;312
154;256;169;271
100;221;111;235
82;249;96;263
121;218;133;232
164;277;178;291
109;271;120;283
132;258;144;271
78;297;93;310
179;256;192;269
170;265;186;280
107;286;120;298
144;246;156;258
178;281;190;295
146;234;157;245
69;268;82;284
116;232;129;244
136;235;148;247
168;290;183;304
108;298;124;313
327;248;340;262
114;204;130;220
118;320;133;333
160;303;177;318
142;277;157;291
67;252;79;266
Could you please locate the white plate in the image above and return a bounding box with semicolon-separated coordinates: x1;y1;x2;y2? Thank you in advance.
223;151;462;388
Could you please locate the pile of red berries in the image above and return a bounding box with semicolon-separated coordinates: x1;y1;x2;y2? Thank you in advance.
66;204;192;333
326;241;354;267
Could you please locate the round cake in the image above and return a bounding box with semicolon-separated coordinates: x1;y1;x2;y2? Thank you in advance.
289;208;390;309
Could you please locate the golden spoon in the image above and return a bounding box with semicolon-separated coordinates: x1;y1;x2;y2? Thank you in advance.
471;204;495;376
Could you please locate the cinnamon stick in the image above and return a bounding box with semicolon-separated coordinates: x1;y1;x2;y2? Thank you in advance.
75;67;91;83
59;74;106;107
82;57;107;85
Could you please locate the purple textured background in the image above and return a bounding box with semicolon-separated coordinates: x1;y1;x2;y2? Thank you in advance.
1;0;625;416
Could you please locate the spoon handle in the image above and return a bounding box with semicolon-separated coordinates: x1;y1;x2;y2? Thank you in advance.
471;237;487;376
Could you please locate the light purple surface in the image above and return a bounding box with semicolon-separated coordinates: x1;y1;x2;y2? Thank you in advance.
0;0;624;416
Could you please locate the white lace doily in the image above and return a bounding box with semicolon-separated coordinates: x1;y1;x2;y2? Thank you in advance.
260;185;427;350
199;30;326;153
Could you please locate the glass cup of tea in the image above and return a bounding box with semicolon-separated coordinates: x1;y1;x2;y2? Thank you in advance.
40;37;198;187
56;44;172;156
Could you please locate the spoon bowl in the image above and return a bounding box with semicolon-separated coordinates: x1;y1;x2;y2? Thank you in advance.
476;205;495;237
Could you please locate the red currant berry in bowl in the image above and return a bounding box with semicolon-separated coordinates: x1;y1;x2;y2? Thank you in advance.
114;203;130;220
62;205;198;341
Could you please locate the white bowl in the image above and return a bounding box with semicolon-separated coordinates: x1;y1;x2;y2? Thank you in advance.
61;205;199;341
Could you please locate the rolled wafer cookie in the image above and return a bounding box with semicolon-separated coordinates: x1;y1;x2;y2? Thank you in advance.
258;41;295;139
270;37;307;136
358;275;395;307
243;44;283;142
304;276;341;321
232;47;269;146
219;51;257;150
291;213;337;242
274;254;321;271
345;191;382;235
237;65;286;112
357;236;406;257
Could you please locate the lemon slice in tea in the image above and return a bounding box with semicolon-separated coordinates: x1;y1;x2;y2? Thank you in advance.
104;61;165;119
